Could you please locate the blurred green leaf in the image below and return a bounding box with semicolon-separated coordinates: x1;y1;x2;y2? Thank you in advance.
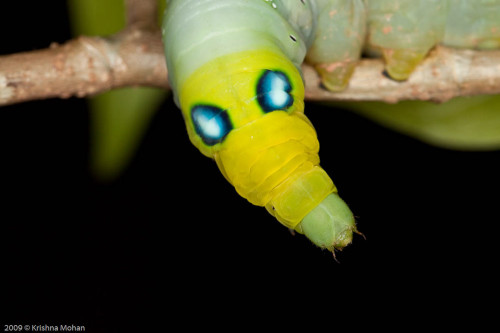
67;0;126;36
88;87;166;179
157;0;167;25
67;0;168;181
335;95;500;151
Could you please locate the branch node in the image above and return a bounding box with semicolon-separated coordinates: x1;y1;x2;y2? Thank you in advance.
125;0;158;30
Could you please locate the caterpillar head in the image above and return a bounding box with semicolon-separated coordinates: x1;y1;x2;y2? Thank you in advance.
178;50;356;252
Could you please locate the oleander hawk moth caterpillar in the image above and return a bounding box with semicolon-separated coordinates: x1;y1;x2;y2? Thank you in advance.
161;0;500;253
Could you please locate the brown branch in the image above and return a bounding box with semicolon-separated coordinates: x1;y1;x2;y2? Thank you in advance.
125;0;158;30
1;32;500;107
303;45;500;103
0;30;168;106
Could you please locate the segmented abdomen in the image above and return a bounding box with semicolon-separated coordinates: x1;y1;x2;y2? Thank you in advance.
215;111;336;229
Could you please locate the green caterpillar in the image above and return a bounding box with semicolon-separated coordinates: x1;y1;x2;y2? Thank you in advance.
161;0;500;253
366;0;500;80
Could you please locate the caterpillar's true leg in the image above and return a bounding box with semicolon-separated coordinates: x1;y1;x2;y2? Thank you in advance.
305;0;366;91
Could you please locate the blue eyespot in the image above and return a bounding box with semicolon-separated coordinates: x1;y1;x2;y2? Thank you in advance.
257;70;293;112
191;105;232;146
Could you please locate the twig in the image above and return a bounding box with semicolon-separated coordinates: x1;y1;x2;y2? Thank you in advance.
0;30;168;106
303;45;500;104
1;33;500;107
125;0;158;30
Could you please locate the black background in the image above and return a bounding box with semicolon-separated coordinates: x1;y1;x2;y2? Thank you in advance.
2;1;498;331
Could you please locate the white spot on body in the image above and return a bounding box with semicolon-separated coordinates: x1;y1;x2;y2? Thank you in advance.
269;90;289;107
269;75;289;106
197;114;222;138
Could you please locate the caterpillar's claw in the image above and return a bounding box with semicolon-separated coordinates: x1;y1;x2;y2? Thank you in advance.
381;48;427;81
298;193;356;252
353;228;366;241
315;61;357;92
331;251;340;264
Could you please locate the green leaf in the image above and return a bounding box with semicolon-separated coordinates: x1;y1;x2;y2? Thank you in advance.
336;95;500;151
67;0;126;36
88;87;166;180
67;0;168;181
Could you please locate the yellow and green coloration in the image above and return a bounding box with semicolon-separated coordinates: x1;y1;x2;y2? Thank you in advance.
183;50;355;250
162;0;358;252
162;0;500;253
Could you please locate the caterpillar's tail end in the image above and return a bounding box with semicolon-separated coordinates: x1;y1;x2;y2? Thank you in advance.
299;193;356;252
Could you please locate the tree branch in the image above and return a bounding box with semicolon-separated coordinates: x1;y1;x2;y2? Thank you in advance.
0;30;168;106
303;46;500;104
125;0;158;30
1;31;500;107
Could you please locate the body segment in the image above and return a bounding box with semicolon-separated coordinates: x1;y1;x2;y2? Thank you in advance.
306;0;366;90
443;0;500;49
365;0;449;80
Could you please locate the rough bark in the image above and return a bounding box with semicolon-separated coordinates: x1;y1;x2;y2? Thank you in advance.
0;30;168;106
1;31;500;106
303;46;500;104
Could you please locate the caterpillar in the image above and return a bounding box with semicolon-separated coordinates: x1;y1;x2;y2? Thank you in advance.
161;0;500;253
365;0;500;80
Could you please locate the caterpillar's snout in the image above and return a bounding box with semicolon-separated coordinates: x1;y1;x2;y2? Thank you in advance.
214;110;335;229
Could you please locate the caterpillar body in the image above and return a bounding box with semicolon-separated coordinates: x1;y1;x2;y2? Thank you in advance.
162;0;500;252
365;0;500;80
